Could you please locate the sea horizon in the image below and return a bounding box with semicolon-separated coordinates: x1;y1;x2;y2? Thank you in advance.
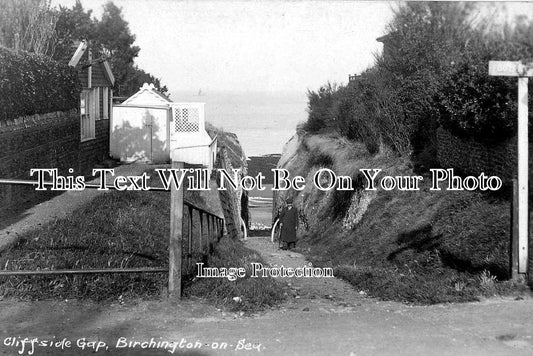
170;90;309;157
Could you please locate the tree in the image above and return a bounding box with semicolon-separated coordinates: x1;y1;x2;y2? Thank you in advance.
53;0;96;62
52;1;167;97
118;65;169;97
95;2;140;94
0;0;58;56
304;2;533;166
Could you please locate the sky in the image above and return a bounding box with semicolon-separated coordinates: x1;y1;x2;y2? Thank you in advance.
50;1;532;95
52;0;396;93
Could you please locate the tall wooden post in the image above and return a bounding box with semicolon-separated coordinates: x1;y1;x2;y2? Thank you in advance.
512;179;519;279
169;161;184;298
489;61;532;278
518;77;529;274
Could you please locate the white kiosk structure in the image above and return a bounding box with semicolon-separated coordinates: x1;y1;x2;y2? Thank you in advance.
170;102;217;171
111;83;217;172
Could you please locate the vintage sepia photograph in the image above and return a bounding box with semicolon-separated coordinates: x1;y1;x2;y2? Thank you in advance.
0;0;533;355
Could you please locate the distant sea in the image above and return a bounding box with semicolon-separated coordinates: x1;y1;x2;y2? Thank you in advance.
171;91;308;156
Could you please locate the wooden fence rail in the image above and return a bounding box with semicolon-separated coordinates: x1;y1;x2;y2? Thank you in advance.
0;162;224;298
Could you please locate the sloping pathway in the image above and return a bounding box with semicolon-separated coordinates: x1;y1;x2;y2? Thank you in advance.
244;236;364;309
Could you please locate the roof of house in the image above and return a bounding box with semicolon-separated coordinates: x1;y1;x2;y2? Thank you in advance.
121;83;173;106
68;41;115;88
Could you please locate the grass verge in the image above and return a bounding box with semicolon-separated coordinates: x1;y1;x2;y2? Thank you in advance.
185;237;286;312
0;190;169;301
0;189;285;312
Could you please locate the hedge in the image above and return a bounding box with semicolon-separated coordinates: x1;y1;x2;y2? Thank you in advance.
0;47;81;121
303;2;533;167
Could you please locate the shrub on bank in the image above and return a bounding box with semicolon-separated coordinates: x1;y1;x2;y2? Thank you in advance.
0;46;81;121
288;132;531;303
302;3;533;166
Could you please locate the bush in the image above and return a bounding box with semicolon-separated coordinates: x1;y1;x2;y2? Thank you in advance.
0;46;81;121
334;78;381;154
303;2;533;164
303;82;340;133
437;51;520;143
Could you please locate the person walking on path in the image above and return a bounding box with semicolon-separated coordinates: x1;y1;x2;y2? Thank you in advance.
279;198;298;250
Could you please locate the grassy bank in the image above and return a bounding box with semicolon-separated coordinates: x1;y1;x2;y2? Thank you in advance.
285;133;531;304
0;189;285;312
302;186;528;304
0;190;168;301
185;237;285;312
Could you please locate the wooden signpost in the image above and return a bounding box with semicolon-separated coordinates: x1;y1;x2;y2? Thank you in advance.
169;160;184;297
489;60;532;277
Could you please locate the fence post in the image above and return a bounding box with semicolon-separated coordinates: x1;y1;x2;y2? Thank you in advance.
169;160;184;298
511;179;519;280
529;209;533;286
188;205;193;270
213;216;218;241
207;214;211;241
199;212;204;253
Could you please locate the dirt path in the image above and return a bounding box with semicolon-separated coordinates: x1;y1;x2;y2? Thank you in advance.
245;236;364;308
1;235;533;355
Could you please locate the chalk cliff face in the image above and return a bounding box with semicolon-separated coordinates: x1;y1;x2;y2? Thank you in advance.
204;123;249;239
275;133;514;300
274;132;380;234
206;122;247;170
277;133;302;173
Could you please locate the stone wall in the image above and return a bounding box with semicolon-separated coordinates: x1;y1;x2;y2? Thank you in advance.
0;110;109;211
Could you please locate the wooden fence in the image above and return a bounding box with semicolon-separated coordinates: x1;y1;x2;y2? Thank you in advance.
0;161;224;298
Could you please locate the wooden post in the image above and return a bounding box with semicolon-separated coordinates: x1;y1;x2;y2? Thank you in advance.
512;179;519;279
489;61;532;278
169;161;184;298
211;216;218;240
188;206;193;269
87;46;92;89
199;212;204;253
517;77;528;274
207;214;211;242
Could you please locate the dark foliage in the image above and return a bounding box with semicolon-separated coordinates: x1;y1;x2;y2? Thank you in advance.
53;1;168;97
0;46;81;121
303;82;340;133
302;3;533;165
